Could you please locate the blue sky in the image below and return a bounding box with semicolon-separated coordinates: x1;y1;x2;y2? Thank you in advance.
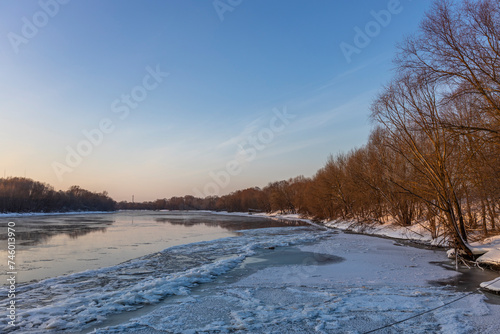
0;0;432;201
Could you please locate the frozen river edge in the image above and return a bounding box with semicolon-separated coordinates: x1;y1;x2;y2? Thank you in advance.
88;213;500;334
2;211;500;333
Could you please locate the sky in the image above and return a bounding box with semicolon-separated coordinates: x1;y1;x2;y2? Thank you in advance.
0;0;432;201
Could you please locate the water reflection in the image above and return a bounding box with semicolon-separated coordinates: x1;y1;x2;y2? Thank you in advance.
0;212;308;249
0;216;113;247
154;214;309;231
1;211;313;284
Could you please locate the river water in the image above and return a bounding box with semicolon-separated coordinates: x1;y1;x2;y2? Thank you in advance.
0;211;308;284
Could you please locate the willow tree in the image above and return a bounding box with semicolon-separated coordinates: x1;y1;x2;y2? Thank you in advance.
372;74;473;257
396;0;500;145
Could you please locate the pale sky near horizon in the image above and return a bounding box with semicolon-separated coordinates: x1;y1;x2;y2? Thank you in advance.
0;0;432;201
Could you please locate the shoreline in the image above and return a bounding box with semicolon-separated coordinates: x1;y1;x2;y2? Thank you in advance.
90;223;500;334
4;210;500;333
211;211;446;246
0;210;116;218
4;209;500;293
211;210;500;293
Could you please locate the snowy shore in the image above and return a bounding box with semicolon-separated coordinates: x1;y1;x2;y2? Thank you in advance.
212;211;500;295
95;223;500;333
2;210;500;333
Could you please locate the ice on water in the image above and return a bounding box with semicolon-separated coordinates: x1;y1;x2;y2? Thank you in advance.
2;225;499;333
0;226;325;333
94;232;499;334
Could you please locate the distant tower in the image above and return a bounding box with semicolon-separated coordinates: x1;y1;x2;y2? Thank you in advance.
132;195;134;203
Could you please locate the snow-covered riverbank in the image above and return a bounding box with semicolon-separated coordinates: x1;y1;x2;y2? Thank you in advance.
212;211;500;294
322;219;500;294
94;227;500;333
3;210;500;333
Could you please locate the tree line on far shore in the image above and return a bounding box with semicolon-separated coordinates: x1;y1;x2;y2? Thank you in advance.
0;177;116;213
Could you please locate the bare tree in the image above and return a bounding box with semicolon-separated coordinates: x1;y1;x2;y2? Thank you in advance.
396;0;500;143
372;74;474;257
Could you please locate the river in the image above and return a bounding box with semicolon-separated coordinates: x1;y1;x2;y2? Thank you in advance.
0;211;308;284
1;211;499;333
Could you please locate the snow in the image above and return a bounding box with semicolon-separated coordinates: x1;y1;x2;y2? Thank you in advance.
214;211;500;300
323;218;500;298
3;211;500;333
0;226;328;333
470;235;500;266
323;219;446;246
217;212;446;246
468;235;500;294
480;277;500;292
216;212;500;270
477;249;500;266
92;232;500;334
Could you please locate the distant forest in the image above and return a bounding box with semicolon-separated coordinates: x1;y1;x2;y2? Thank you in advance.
0;177;116;213
2;1;498;258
